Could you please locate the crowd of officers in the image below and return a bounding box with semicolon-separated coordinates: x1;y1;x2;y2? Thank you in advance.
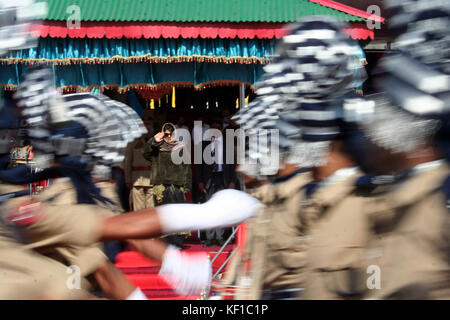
220;1;450;300
227;154;449;300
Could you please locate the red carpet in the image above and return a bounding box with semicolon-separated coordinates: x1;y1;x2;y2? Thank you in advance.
115;242;235;300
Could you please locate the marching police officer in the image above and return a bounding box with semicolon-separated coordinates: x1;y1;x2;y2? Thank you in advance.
0;0;94;300
353;0;450;299
226;16;371;300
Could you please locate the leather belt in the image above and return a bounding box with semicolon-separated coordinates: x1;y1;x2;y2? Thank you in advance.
261;288;303;300
132;166;152;171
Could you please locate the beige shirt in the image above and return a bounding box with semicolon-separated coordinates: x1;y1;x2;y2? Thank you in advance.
125;139;152;187
240;171;313;299
2;180;115;277
363;161;450;299
0;183;92;299
303;169;370;300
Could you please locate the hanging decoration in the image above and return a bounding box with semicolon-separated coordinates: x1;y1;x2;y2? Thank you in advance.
1;37;274;66
172;87;176;108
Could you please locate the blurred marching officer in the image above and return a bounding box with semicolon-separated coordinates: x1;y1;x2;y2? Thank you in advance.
230;16;371;300
351;0;450;299
0;0;85;300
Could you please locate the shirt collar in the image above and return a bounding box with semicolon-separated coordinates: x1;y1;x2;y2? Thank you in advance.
311;167;362;208
366;160;448;231
386;160;448;207
318;166;359;190
409;159;444;176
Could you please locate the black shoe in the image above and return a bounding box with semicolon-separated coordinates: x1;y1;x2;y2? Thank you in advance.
203;240;215;247
173;240;185;250
163;236;185;249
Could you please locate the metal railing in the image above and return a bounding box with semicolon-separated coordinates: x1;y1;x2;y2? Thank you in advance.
211;226;239;280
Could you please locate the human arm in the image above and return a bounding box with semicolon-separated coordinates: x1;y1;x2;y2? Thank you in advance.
99;189;264;241
142;134;163;161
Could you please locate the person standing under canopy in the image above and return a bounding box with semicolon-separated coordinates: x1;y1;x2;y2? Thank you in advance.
142;123;192;249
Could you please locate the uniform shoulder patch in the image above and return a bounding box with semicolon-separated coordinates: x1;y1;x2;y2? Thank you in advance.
441;175;450;210
7;198;43;227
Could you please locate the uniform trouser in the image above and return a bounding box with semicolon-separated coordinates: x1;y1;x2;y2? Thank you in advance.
154;184;189;248
131;186;154;211
204;172;227;243
112;167;130;212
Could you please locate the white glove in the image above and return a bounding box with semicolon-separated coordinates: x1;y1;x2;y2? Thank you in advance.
126;287;147;300
159;246;212;297
157;189;265;233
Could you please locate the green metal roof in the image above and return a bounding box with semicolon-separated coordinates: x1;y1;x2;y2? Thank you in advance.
44;0;366;22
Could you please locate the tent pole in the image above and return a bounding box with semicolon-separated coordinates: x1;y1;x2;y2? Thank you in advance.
239;83;245;109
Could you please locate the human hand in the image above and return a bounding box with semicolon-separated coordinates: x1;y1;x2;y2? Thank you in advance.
198;183;207;194
159;246;212;297
154;132;165;142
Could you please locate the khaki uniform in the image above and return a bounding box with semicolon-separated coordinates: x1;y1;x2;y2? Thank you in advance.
3;179;115;279
234;171;314;300
96;180;125;213
0;245;89;299
125;139;154;210
302;170;373;300
0;183;91;299
362;162;450;299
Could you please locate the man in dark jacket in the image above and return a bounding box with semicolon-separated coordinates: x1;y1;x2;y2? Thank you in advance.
196;119;237;246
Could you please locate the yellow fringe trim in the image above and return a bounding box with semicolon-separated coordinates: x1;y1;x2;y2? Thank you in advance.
1;80;255;93
0;54;272;66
